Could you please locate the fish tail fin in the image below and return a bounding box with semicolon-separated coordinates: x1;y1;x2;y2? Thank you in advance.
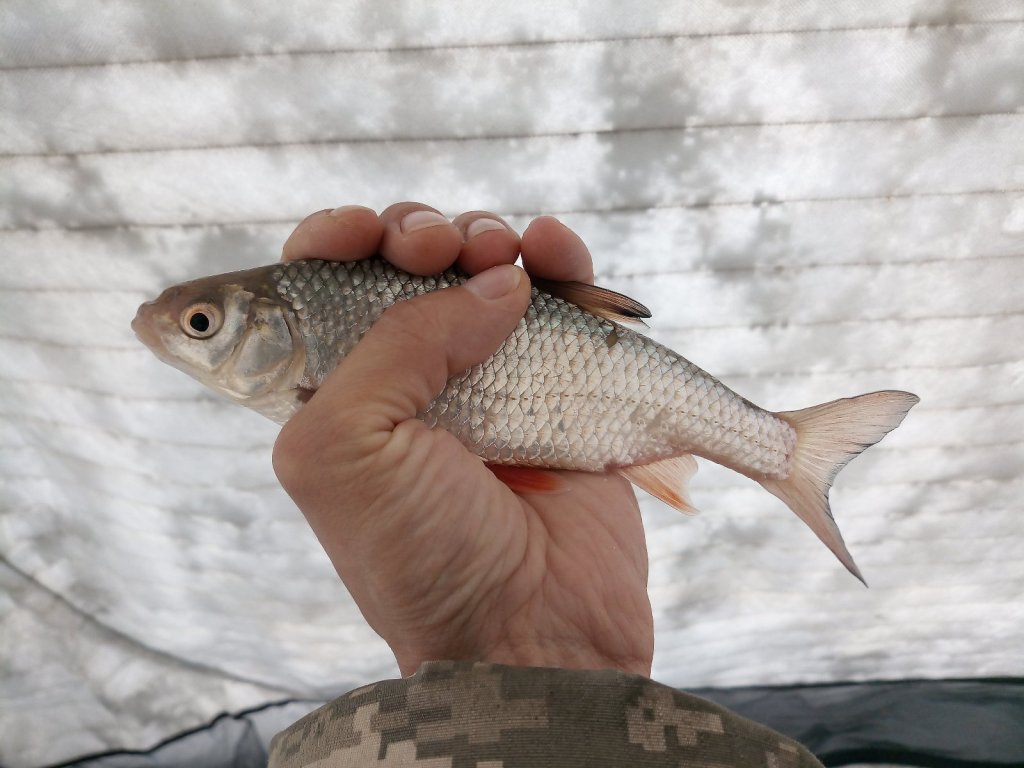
759;390;919;586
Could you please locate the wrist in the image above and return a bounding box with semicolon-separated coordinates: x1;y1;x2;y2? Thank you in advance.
393;637;653;679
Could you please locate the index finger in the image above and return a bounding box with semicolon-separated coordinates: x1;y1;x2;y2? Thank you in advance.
281;206;383;262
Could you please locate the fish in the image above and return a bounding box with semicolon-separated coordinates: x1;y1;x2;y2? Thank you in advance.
133;257;919;584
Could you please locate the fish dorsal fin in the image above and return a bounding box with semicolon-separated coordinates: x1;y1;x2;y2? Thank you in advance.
619;454;700;515
533;278;651;326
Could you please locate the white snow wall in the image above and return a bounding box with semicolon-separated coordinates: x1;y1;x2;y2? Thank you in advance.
1;2;1022;766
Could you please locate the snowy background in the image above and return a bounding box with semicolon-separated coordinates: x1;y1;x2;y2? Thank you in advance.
1;2;1022;765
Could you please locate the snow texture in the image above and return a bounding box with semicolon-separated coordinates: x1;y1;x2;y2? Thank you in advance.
1;2;1022;765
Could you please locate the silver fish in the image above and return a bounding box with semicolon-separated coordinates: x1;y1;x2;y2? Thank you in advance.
133;257;918;583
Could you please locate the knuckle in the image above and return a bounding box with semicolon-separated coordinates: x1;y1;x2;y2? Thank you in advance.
271;417;317;490
273;400;387;494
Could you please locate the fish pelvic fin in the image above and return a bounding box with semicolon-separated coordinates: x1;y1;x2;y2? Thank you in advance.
487;464;569;494
619;454;700;515
761;390;920;586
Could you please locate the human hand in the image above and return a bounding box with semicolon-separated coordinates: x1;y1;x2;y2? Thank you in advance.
272;203;654;677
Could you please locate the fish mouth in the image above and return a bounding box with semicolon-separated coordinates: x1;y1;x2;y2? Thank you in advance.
132;300;171;359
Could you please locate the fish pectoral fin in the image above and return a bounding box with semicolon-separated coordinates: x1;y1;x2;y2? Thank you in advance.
242;388;311;425
533;278;651;326
486;464;569;495
619;455;700;515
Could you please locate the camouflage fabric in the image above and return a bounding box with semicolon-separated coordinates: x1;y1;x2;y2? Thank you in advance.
268;662;823;767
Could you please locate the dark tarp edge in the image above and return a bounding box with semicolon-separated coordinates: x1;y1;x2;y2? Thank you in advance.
696;677;1024;767
30;678;1024;768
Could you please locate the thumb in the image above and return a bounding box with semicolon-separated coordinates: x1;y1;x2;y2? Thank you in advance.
274;263;531;475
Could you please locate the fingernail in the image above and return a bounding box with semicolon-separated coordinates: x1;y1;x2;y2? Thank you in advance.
465;217;507;239
329;205;369;217
464;264;522;299
400;210;450;234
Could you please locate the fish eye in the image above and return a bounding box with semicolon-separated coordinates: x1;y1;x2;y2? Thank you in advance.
180;303;223;339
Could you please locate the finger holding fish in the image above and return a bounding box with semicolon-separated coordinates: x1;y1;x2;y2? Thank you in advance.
281;205;382;263
280;203;594;285
452;210;521;275
378;202;465;275
521;216;596;284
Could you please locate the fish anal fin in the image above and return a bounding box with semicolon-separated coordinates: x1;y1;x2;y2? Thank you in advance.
534;278;651;326
487;464;568;494
619;455;700;515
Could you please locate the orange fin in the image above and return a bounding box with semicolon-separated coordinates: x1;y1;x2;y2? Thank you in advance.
487;464;568;494
618;455;699;515
762;390;919;586
534;278;651;326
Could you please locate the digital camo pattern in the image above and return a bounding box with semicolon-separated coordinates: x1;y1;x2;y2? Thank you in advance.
268;662;823;767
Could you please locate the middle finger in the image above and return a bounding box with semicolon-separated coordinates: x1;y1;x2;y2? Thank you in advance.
379;202;463;275
452;211;522;274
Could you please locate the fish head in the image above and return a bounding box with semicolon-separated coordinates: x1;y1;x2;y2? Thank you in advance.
133;267;307;416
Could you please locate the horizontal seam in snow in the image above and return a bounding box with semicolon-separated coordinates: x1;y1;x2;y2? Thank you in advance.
2;111;1021;160
2;189;1022;234
4;252;1021;294
654;309;1024;332
2;18;1020;71
0;412;270;449
604;253;1024;279
7;471;280;508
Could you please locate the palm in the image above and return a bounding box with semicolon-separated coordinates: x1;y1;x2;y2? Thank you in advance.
347;426;654;676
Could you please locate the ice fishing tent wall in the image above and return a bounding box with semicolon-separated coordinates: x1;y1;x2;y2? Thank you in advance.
1;2;1023;766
